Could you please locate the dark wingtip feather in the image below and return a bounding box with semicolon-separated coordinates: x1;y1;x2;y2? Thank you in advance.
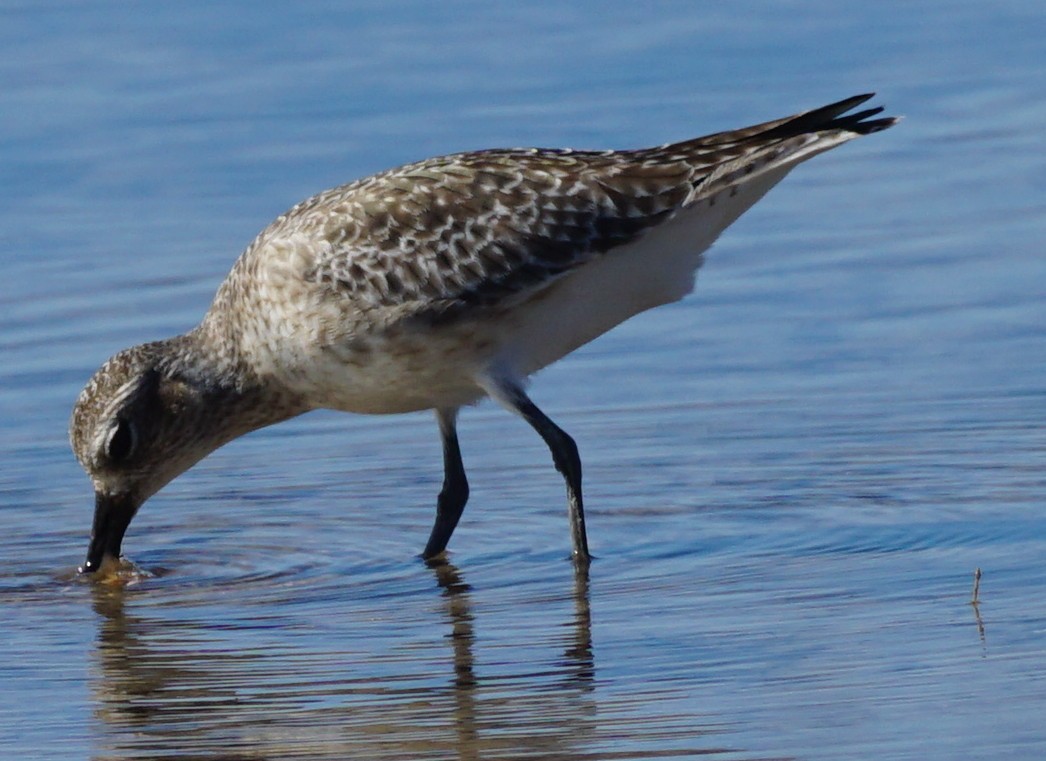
652;93;897;156
851;115;901;135
793;93;899;136
758;93;898;140
827;99;902;135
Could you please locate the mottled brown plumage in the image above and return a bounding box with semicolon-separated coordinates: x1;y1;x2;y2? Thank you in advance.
71;94;897;573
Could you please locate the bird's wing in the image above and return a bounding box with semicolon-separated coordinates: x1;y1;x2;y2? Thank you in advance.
260;94;895;323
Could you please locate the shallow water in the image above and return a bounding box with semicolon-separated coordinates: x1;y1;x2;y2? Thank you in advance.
2;2;1045;759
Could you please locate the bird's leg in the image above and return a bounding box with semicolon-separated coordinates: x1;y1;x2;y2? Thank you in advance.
423;407;469;560
481;377;591;562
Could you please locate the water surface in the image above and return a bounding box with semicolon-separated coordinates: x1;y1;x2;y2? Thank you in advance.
2;2;1045;759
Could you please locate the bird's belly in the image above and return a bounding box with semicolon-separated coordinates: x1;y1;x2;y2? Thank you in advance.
269;323;493;414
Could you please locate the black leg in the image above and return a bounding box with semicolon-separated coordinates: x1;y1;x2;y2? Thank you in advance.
483;378;591;562
423;408;469;560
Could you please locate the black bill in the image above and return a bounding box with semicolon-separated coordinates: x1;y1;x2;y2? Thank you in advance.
80;491;138;574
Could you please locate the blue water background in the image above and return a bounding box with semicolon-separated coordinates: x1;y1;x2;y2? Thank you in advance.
1;2;1044;759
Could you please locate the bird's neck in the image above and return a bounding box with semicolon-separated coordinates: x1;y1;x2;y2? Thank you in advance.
157;329;309;438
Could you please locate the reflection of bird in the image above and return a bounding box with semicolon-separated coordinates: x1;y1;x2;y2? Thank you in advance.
71;94;897;573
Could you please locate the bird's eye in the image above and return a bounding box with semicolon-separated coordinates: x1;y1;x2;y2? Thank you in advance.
105;418;137;463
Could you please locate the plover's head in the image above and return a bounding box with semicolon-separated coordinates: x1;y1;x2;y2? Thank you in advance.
70;340;223;574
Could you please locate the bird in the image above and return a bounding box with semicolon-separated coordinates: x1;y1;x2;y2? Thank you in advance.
70;94;897;574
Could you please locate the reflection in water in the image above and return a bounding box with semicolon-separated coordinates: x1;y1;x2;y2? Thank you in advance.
565;563;595;683
969;569;986;655
430;559;595;759
971;599;987;656
431;559;479;757
88;564;601;760
91;586;273;755
431;559;478;693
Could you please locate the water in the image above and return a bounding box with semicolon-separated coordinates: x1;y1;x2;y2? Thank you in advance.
2;2;1045;759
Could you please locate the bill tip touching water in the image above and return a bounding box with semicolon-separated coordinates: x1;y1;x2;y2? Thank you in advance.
70;93;898;575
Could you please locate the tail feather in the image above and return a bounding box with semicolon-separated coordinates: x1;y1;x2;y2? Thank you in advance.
678;94;898;205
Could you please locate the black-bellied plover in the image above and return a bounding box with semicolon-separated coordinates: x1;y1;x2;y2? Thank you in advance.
71;94;897;573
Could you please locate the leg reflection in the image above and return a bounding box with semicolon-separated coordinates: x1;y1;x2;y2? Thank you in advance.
427;557;597;758
430;558;476;689
430;558;478;760
564;560;595;686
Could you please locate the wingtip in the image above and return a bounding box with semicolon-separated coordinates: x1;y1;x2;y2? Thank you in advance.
853;114;902;135
761;93;898;140
829;93;876;113
831;95;900;135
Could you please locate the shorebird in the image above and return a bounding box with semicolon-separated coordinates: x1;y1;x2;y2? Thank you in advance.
71;94;896;573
